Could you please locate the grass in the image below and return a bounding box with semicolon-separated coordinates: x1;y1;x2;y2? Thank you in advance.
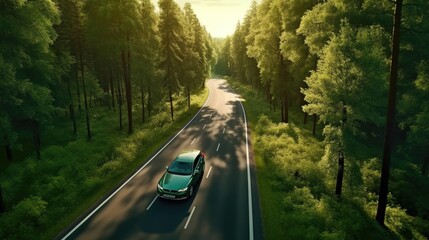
228;80;322;239
228;79;429;240
0;88;208;240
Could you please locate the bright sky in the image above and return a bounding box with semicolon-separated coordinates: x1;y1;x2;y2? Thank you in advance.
152;0;255;38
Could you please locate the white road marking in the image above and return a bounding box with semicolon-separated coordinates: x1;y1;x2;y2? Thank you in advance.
206;166;213;179
230;85;254;240
216;143;220;151
61;82;213;240
223;128;225;134
184;206;196;229
146;196;158;211
203;124;207;129
191;138;197;145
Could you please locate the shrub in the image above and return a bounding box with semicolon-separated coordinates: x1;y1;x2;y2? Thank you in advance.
0;196;47;240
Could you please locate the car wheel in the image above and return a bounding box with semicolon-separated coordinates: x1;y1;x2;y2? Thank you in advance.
189;186;194;198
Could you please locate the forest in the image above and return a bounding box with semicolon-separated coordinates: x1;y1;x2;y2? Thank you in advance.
1;0;428;239
0;0;212;239
214;0;429;239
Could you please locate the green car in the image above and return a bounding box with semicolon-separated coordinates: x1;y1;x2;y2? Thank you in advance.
157;150;205;200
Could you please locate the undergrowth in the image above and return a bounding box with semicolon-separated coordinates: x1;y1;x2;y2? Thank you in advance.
229;79;429;240
0;88;208;240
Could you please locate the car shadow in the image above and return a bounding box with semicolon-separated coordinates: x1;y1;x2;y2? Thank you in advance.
137;173;203;234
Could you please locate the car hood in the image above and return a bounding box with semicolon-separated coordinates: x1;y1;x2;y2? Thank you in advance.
159;172;192;190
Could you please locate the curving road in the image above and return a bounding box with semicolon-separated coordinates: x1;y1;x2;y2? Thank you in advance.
61;79;263;240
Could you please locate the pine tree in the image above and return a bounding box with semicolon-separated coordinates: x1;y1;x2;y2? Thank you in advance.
376;0;403;226
158;0;186;121
0;0;60;158
230;22;247;83
302;22;389;197
182;3;201;108
54;0;84;136
278;0;317;122
242;0;260;89
247;0;290;122
138;0;160;122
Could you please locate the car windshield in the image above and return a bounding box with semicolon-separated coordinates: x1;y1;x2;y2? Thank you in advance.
168;161;193;175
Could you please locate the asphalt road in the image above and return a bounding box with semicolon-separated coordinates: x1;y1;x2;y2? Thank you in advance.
61;79;264;240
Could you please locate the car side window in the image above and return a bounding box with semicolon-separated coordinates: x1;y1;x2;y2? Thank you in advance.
193;155;199;170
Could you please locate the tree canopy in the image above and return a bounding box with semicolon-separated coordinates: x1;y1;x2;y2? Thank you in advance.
0;0;212;237
217;0;429;236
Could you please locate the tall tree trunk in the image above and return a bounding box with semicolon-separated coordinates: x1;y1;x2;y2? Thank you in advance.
279;57;289;123
126;33;133;133
117;68;123;131
169;87;174;121
284;95;289;123
110;69;115;109
0;184;5;213
80;50;91;141
68;79;77;135
335;150;345;197
74;63;82;111
280;101;284;122
376;0;403;226
312;114;317;136
122;49;133;134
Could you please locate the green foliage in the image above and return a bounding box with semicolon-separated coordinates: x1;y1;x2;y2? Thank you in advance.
136;0;161;117
253;113;394;239
384;205;429;240
158;0;185;93
0;0;60;149
400;61;429;162
0;87;208;239
0;196;47;240
247;0;283;89
213;37;231;76
0;0;215;237
181;3;209;106
230;22;247;82
231;79;429;239
302;22;390;172
303;22;389;128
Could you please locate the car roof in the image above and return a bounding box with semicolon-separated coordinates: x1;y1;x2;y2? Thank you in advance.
175;150;201;163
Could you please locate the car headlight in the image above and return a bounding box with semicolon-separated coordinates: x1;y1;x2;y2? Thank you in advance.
157;184;163;190
178;187;188;192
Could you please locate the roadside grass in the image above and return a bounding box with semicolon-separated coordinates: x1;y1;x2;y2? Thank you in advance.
228;80;428;240
228;80;323;239
0;88;208;240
